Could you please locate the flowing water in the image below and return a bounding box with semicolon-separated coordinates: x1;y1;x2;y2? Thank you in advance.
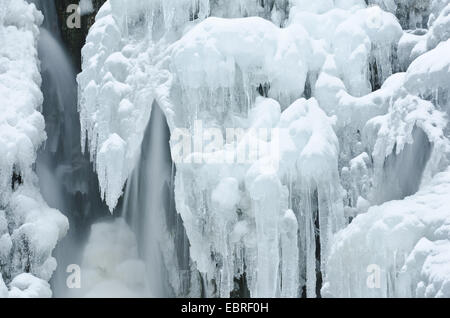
31;0;186;297
120;102;191;297
31;0;110;297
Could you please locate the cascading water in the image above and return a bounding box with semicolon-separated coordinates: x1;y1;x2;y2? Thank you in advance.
30;0;110;297
120;102;191;297
29;1;185;297
375;127;432;203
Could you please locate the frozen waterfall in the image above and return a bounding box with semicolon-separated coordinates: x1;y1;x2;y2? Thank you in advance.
1;0;450;299
30;0;110;297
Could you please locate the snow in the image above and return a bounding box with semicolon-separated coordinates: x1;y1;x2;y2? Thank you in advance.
0;0;44;201
97;133;127;209
79;1;402;214
427;3;450;49
370;0;449;29
402;238;450;298
404;38;450;97
8;273;52;298
169;16;311;96
168;94;342;297
395;2;450;69
0;0;68;298
323;168;450;298
76;0;450;298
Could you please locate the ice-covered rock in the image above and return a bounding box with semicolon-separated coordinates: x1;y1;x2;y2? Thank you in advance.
8;273;52;298
79;0;403;213
370;0;449;29
323;168;450;298
77;0;450;298
0;0;44;203
395;2;450;70
0;0;68;298
405;38;450;98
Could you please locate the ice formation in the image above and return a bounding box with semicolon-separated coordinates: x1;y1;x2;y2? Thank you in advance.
1;0;449;299
0;0;68;297
324;167;450;297
75;0;450;298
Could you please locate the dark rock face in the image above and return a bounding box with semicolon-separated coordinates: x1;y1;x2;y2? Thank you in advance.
55;0;106;71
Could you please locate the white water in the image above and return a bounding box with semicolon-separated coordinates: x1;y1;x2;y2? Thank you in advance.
121;102;186;297
31;0;110;297
30;1;183;297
